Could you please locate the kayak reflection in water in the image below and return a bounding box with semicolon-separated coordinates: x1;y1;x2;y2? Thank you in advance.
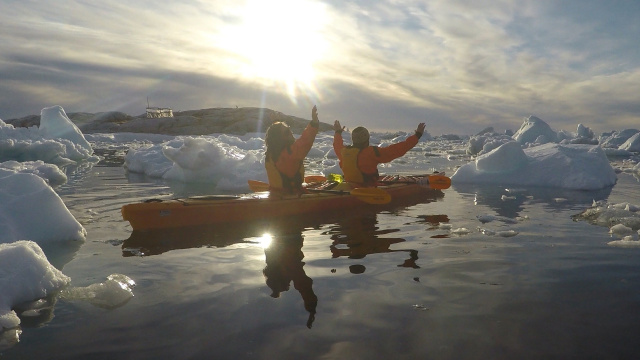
329;214;420;271
262;233;318;329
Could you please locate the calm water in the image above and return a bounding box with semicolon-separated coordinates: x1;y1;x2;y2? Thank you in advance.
3;161;640;360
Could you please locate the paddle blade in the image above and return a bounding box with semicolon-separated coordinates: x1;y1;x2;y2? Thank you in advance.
427;175;451;190
248;180;270;192
351;188;392;204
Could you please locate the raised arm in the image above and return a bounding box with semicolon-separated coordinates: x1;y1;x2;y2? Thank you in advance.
374;123;424;163
333;120;344;134
415;123;426;138
332;120;346;162
311;105;319;127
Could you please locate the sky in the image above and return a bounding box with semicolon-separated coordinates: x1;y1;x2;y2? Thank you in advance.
1;0;639;136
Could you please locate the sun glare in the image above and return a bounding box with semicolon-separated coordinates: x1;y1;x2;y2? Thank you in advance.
257;233;273;249
221;0;328;100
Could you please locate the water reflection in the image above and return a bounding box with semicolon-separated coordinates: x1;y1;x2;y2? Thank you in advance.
321;189;446;272
40;241;84;270
417;214;451;239
122;224;264;256
122;187;446;257
453;183;613;219
56;161;98;195
92;148;126;167
60;160;97;178
326;214;420;270
121;187;447;328
418;214;450;229
262;232;318;328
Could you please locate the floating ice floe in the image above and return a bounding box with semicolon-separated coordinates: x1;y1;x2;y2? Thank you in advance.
452;142;617;190
610;224;635;237
619;132;640;152
0;169;86;244
607;234;640;247
599;129;640;149
573;201;640;246
0;241;136;348
513;116;559;145
477;228;519;237
124;135;265;192
0;241;71;330
59;274;136;309
496;230;519;237
0;105;98;165
451;227;471;235
0;160;67;186
572;201;640;232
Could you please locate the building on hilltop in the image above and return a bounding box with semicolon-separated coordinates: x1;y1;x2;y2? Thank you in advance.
146;97;173;118
146;107;173;118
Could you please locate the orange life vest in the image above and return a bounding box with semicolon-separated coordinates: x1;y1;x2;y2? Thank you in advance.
265;151;304;193
340;146;379;185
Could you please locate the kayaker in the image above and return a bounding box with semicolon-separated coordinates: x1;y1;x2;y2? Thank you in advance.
265;106;320;194
332;120;426;187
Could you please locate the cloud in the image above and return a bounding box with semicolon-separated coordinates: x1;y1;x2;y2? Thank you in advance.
1;0;639;135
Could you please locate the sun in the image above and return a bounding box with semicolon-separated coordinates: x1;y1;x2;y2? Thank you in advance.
220;0;328;99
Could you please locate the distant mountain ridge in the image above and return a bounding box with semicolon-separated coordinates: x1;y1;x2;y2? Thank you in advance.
4;107;333;136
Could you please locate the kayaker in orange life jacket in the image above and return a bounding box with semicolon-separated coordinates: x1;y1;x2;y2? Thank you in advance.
332;120;426;187
264;106;320;194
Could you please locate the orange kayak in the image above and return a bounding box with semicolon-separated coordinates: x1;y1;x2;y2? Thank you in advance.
121;175;446;231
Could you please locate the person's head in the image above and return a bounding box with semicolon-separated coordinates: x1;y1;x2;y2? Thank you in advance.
351;126;370;148
265;122;295;159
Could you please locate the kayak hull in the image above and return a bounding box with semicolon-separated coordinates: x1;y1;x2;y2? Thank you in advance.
122;180;441;231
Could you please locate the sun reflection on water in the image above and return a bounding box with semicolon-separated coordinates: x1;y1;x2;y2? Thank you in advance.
257;233;273;249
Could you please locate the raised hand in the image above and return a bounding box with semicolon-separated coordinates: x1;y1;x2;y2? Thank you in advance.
333;120;345;133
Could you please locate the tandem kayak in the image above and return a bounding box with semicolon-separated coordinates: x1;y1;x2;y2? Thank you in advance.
121;174;449;231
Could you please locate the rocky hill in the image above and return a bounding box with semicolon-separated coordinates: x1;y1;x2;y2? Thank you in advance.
4;107;333;135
